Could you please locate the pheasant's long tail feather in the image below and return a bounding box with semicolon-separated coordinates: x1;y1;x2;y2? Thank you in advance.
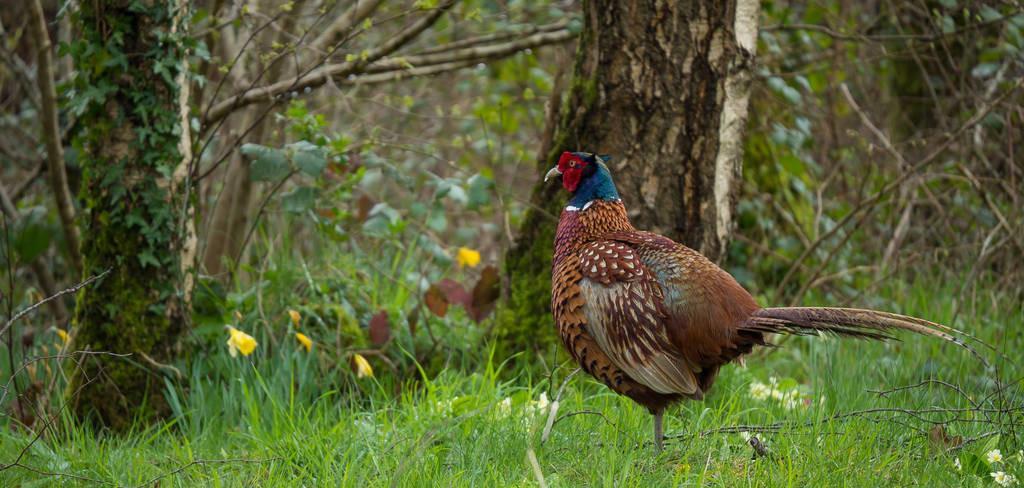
744;307;989;365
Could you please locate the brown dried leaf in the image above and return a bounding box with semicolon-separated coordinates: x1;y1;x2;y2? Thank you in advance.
424;284;449;317
356;194;374;222
368;310;391;346
407;306;419;336
469;265;500;322
436;278;471;309
928;425;963;449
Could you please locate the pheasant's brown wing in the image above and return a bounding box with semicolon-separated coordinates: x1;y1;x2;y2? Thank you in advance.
601;231;763;376
574;240;701;396
552;252;682;411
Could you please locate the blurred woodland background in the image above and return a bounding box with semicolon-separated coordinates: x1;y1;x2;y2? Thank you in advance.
0;0;1022;484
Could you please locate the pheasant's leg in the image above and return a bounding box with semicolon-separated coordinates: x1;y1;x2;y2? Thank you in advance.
653;410;664;452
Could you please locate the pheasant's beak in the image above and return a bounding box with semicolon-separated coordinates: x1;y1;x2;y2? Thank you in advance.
544;166;562;182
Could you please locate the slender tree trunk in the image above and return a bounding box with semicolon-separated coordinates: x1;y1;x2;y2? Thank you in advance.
29;0;82;274
68;0;194;429
500;0;759;348
201;0;303;279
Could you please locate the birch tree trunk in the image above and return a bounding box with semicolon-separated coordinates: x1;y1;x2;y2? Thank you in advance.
68;0;195;429
500;0;759;348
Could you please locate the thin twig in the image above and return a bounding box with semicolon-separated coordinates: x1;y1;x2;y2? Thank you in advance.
0;268;112;340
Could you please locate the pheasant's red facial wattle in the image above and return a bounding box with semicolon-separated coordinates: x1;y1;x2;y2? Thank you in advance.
557;151;587;192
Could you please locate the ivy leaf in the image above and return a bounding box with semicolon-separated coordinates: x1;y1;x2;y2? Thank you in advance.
282;186;318;213
368;310;390;346
242;143;289;181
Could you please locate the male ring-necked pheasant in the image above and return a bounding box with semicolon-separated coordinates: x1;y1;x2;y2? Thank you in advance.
546;151;976;451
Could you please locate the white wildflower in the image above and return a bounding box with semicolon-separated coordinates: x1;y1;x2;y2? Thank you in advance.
739;431;751;442
992;471;1017;487
988;449;1004;464
953;457;961;471
536;392;550;412
749;381;771;400
496;397;512;418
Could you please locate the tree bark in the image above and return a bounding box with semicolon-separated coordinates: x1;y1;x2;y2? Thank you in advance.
29;0;82;274
68;0;194;429
500;0;759;348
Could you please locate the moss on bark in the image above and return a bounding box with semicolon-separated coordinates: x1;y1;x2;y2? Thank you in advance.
67;0;191;430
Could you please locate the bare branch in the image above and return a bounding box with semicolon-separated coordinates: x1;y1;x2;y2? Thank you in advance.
309;0;386;54
0;182;68;322
0;268;112;340
10;163;45;203
773;77;1023;298
203;20;572;126
412;20;568;55
364;28;574;74
203;1;457;126
29;0;83;273
0;19;41;110
762;14;1017;43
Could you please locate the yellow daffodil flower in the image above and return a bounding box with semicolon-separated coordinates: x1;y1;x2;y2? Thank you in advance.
456;247;481;268
55;328;70;345
352;353;373;378
288;309;301;327
225;326;257;357
295;332;312;352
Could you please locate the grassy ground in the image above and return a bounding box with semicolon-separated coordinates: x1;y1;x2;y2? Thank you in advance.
1;278;1021;487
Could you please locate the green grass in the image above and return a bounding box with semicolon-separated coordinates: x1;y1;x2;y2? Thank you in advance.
2;277;1021;487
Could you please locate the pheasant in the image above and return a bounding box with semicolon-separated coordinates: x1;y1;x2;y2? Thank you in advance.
545;151;978;451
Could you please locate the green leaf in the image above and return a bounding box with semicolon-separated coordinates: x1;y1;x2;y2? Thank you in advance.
767;77;802;105
281;186;318;213
970;62;999;78
288;141;327;176
242;143;289;181
12;207;52;262
426;208;448;232
467;174;493;209
959;451;990;478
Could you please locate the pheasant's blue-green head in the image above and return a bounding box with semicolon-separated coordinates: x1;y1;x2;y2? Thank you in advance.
545;151;620;209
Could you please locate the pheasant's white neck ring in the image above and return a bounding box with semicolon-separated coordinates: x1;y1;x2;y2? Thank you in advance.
565;198;619;212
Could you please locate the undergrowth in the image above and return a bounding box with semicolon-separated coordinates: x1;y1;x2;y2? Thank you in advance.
1;274;1021;486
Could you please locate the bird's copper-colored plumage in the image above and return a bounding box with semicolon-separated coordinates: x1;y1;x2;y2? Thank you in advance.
552;199;766;412
550;179;978;426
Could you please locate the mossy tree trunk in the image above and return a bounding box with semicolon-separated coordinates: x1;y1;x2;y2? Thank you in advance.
500;0;759;350
68;0;195;429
